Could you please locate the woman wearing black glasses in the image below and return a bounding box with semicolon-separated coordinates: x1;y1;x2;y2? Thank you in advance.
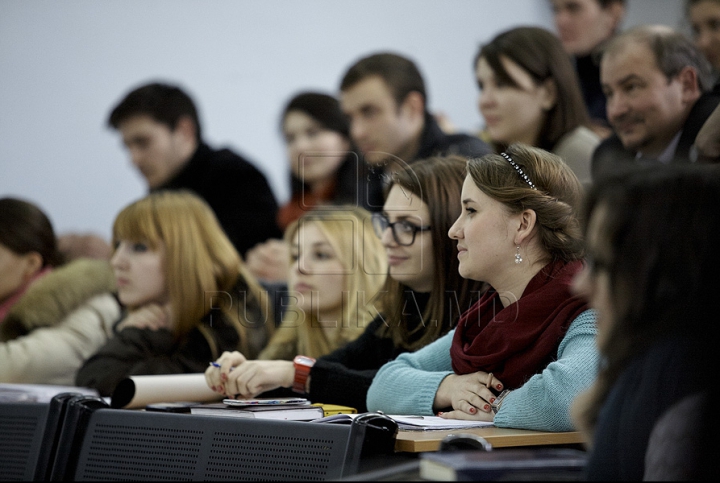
205;156;485;411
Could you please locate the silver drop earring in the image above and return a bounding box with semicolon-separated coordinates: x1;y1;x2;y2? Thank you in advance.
515;246;523;264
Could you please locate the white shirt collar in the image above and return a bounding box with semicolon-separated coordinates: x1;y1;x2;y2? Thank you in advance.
635;131;682;164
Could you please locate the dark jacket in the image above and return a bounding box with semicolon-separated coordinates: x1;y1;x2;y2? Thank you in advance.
363;114;492;210
585;336;709;480
575;54;607;126
155;142;282;256
592;91;720;179
76;278;270;397
75;311;247;397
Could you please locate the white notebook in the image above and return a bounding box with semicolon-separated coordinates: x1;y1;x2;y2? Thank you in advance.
190;402;323;421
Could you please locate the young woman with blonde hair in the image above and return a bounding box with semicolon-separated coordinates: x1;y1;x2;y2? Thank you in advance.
206;156;486;412
250;206;387;361
76;190;271;396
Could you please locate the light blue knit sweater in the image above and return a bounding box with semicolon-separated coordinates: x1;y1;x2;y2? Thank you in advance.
366;309;598;431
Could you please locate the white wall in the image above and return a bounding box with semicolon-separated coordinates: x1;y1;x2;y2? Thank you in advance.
0;0;684;239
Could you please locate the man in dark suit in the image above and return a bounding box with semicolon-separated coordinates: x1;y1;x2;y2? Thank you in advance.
592;25;720;179
108;82;281;256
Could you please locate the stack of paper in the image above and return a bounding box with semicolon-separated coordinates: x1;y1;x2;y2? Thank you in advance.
389;415;493;431
310;412;494;431
190;397;324;421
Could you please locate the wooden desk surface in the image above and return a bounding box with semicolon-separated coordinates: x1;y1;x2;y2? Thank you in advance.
395;426;585;452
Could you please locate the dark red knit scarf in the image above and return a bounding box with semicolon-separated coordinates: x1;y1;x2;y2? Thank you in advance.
450;260;588;389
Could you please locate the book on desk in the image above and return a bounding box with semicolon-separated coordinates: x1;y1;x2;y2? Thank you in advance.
310;412;493;431
187;399;357;421
190;399;324;420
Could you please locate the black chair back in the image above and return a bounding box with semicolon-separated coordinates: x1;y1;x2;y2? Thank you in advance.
71;409;363;481
0;402;49;481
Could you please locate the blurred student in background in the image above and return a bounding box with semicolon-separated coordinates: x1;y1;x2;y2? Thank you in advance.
246;92;362;284
76;191;272;396
552;0;626;137
206;156;485;412
107;82;281;257
0;197;119;384
340;52;491;209
591;25;719;178
687;0;720;77
475;26;600;185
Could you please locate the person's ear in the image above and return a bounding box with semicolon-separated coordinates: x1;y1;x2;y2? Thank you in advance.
606;2;625;32
21;252;43;282
677;66;701;103
400;91;425;121
174;115;197;143
540;79;558;111
514;209;537;246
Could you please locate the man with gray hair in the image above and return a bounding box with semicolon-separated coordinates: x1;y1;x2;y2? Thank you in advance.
592;25;720;178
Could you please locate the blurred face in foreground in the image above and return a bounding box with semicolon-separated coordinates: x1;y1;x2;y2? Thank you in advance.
571;203;615;348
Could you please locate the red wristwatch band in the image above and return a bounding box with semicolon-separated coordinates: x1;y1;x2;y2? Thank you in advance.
292;355;316;393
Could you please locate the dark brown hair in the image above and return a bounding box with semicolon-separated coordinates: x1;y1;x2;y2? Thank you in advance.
0;197;63;268
475;26;591;151
573;164;720;442
378;156;486;350
340;52;428;112
281;91;358;205
108;82;202;140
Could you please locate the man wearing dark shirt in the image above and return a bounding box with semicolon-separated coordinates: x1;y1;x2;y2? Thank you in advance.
108;82;281;256
339;52;492;209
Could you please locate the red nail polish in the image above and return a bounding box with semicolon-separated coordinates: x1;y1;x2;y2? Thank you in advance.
437;412;444;416
469;407;476;414
484;404;490;411
496;384;503;390
490;397;496;403
221;373;228;381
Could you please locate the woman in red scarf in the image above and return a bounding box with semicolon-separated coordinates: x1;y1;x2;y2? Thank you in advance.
367;143;599;431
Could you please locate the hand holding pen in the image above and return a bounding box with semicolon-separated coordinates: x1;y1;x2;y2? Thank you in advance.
204;350;248;396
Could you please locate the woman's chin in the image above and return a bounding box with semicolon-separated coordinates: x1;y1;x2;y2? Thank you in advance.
458;266;480;282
